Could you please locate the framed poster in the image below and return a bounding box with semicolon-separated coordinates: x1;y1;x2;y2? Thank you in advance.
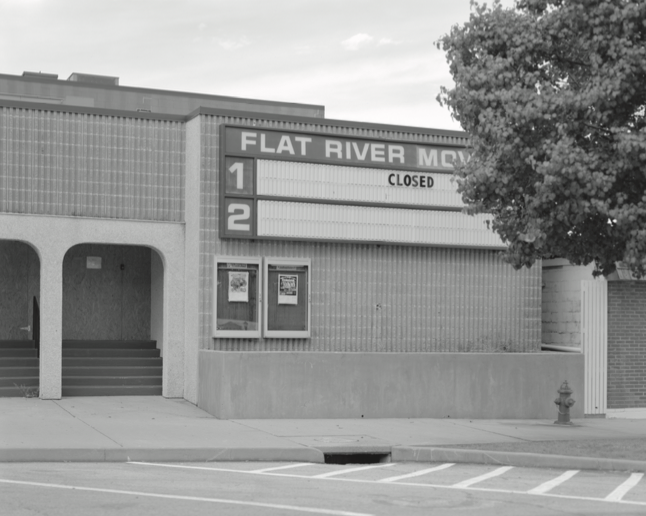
278;274;298;305
228;271;249;302
213;256;261;338
264;258;311;338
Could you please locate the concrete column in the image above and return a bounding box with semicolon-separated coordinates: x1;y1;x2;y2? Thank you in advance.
183;117;201;405
38;248;64;399
161;247;185;398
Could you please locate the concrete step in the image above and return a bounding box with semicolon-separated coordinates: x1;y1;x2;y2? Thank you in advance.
0;376;39;388
0;349;38;358
0;340;36;349
0;340;164;397
61;385;163;396
62;357;162;367
0;357;39;367
61;340;163;396
63;340;157;350
62;366;162;377
0;385;39;397
63;348;160;358
62;376;162;387
0;366;39;377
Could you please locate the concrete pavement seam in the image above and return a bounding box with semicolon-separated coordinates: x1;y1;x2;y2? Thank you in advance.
51;400;124;448
443;419;583;443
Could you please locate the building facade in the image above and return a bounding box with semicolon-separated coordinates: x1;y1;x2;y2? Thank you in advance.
0;71;583;418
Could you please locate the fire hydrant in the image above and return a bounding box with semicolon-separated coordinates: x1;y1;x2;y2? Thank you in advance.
554;381;575;425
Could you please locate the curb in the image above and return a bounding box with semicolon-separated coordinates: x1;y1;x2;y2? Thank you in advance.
5;445;646;472
0;447;325;464
392;446;646;472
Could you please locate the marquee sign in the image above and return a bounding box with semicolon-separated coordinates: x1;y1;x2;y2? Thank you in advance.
224;126;470;172
219;125;504;249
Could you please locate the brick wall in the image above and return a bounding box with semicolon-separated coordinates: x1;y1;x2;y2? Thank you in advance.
607;281;646;409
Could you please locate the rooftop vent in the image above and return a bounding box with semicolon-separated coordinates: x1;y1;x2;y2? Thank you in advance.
67;73;119;86
22;71;59;80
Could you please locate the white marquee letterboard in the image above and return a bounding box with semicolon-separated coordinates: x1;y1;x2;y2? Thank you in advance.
219;125;504;249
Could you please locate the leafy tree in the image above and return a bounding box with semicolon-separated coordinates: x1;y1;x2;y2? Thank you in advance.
437;0;646;277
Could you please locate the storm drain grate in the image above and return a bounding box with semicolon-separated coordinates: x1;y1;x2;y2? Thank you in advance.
323;453;391;464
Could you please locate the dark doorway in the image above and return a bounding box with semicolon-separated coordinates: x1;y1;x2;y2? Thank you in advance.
0;240;40;341
0;240;40;397
61;243;162;396
63;244;151;341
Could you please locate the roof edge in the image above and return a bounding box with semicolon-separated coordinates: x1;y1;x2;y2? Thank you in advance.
0;99;187;122
188;106;469;139
0;98;469;140
0;72;326;113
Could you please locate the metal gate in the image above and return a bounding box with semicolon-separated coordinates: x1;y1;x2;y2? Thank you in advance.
581;280;607;415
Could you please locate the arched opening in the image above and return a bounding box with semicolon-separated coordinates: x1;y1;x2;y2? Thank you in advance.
0;240;40;397
62;243;164;396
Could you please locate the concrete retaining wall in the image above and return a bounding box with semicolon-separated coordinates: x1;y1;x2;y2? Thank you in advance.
198;350;584;419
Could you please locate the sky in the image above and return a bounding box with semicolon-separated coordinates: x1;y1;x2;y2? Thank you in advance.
0;0;516;131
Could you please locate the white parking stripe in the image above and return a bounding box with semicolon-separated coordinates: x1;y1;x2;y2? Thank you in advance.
0;478;373;516
527;470;579;495
605;473;644;502
451;466;514;488
312;463;397;479
251;463;311;474
380;463;455;482
127;462;646;507
129;462;254;474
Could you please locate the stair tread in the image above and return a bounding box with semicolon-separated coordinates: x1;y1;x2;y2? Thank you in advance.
62;359;162;366
0;376;40;387
0;368;40;376
62;357;162;360
62;375;162;378
62;386;162;396
0;350;38;357
0;358;39;364
0;340;36;349
63;350;160;357
0;386;39;397
63;340;157;349
62;367;162;377
63;376;162;386
62;365;162;369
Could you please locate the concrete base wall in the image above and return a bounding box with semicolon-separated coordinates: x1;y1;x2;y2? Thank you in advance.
198;351;584;419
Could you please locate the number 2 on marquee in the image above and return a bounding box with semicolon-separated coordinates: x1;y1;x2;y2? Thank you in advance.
227;203;251;231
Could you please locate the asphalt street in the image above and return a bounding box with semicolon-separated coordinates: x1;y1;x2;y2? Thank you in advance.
2;461;646;515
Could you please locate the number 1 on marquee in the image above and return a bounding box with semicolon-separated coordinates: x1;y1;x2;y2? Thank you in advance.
229;162;244;190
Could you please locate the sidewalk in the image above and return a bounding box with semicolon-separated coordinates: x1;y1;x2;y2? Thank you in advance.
2;396;646;471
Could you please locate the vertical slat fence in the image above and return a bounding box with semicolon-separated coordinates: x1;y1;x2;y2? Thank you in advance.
582;280;607;415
